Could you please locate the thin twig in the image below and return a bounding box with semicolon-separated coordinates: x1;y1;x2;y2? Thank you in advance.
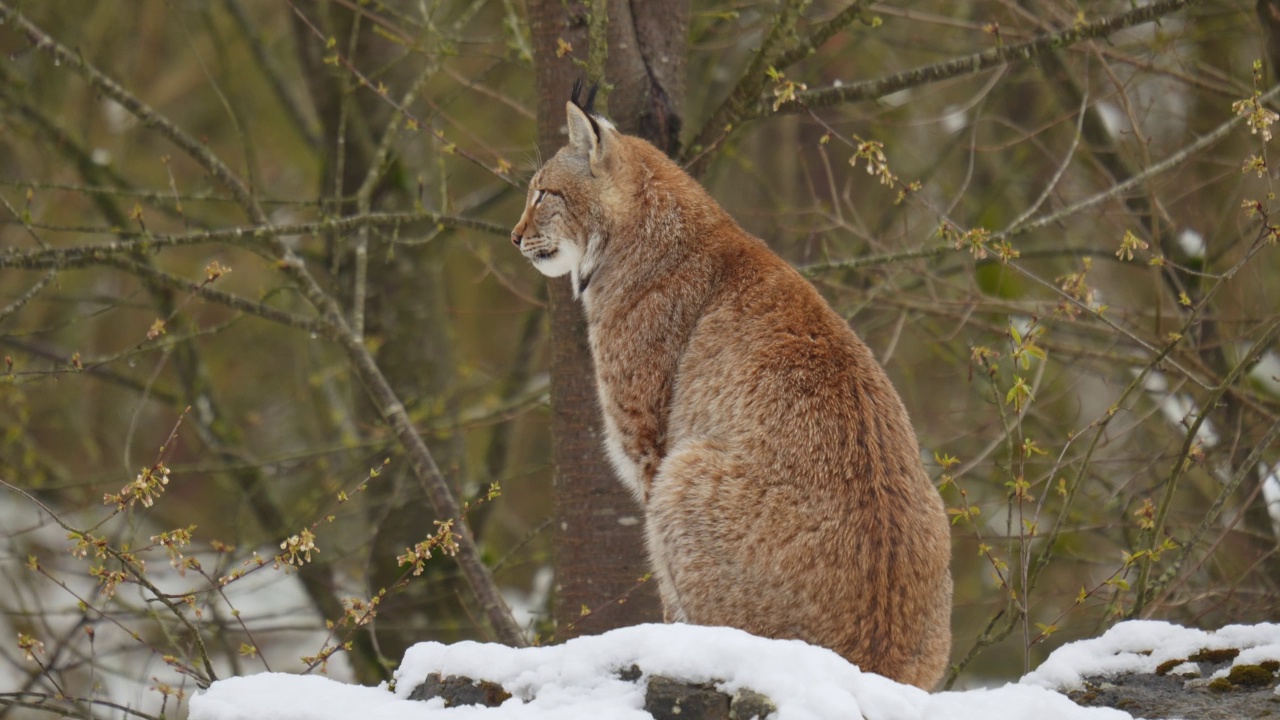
352;60;442;339
0;3;524;645
0;271;55;326
0;210;507;271
221;0;322;149
1002;83;1280;240
0;478;219;687
1132;314;1280;610
0;4;266;224
685;0;1202;171
683;0;815;175
789;0;1200;113
0;693;164;720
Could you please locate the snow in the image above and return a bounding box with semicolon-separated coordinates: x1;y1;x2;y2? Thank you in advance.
1022;620;1280;691
190;674;401;720
1249;348;1280;396
190;623;1148;720
1176;228;1206;259
1262;462;1280;536
1137;370;1219;448
1096;102;1127;136
503;565;554;631
941;106;967;134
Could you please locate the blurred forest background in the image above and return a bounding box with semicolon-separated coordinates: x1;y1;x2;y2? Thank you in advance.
2;0;1279;717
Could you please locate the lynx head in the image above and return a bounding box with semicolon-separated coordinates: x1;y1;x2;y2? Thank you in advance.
511;81;625;297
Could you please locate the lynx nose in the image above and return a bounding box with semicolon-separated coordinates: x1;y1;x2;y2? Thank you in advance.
511;230;523;247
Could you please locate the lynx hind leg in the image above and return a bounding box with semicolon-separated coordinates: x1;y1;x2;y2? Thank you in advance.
648;549;689;623
647;438;952;690
645;439;762;629
911;573;954;689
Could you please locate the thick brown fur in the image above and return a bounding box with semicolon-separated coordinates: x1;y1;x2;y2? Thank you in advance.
512;101;953;689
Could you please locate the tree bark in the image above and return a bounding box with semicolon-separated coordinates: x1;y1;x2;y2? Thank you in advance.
525;0;688;638
1261;0;1280;85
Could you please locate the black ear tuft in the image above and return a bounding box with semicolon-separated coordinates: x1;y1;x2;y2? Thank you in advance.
570;78;603;135
570;78;602;115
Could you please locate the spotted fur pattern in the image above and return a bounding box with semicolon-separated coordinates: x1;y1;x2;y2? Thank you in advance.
511;101;953;689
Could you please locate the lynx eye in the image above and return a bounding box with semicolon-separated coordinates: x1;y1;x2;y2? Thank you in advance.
533;189;547;206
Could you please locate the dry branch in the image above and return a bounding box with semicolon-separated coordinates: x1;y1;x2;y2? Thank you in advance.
0;1;526;648
685;0;1202;170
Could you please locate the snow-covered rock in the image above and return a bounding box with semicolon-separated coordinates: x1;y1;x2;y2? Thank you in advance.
188;620;1280;719
1022;621;1280;719
191;623;1134;720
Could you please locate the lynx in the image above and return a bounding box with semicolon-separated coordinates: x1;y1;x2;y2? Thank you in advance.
511;86;953;689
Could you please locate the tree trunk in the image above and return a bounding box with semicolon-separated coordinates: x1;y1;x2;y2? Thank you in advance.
525;0;688;638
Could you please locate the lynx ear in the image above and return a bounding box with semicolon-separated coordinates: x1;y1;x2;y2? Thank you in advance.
565;101;617;177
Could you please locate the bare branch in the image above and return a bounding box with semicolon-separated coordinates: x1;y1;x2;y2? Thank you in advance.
787;0;1200;113
2;4;524;646
684;0;1201;172
221;0;322;150
771;1;875;74
0;270;55;326
0;210;506;272
0;692;164;720
0;3;268;225
683;0;816;175
1002;83;1280;240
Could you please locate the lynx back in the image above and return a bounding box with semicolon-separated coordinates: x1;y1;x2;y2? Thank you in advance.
512;94;953;690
